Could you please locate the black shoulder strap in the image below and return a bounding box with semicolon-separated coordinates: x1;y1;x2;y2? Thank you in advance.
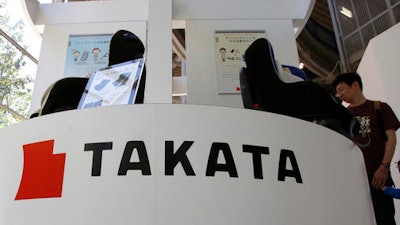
373;100;387;141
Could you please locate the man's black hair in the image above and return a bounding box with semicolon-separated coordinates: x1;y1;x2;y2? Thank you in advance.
332;72;363;91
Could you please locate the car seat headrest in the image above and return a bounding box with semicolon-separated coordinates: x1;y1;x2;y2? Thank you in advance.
108;30;145;66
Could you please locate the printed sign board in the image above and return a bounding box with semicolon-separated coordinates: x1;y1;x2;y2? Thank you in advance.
215;31;266;94
64;34;113;78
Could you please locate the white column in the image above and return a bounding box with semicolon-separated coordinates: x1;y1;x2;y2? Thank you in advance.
145;0;173;103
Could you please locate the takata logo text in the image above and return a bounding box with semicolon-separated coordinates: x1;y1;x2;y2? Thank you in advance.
15;139;303;200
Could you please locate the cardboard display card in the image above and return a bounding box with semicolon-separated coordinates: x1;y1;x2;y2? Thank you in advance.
78;58;145;109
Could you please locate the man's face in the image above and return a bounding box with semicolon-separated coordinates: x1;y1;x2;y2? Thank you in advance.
335;82;355;103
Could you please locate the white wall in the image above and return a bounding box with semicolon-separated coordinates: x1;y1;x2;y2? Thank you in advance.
0;104;376;225
357;23;400;105
357;22;400;224
172;0;311;20
30;0;148;24
26;0;312;112
185;20;299;107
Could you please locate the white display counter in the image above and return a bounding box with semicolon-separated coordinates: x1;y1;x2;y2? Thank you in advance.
0;104;375;225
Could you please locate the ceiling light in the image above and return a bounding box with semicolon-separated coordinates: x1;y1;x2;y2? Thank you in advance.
340;6;353;18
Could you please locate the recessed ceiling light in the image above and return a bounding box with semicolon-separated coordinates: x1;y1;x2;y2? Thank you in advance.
340;6;353;18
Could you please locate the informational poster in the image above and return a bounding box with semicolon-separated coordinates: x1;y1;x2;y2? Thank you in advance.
215;31;266;94
64;34;113;78
78;58;145;109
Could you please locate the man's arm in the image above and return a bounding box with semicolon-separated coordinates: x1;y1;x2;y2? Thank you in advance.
372;129;397;189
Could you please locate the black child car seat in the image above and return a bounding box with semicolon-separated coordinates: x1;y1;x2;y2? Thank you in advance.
240;38;358;138
33;29;147;117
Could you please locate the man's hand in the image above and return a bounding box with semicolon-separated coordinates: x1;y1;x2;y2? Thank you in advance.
372;165;389;189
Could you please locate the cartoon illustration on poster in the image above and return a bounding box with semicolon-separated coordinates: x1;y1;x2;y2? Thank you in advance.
64;34;113;78
215;31;266;94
